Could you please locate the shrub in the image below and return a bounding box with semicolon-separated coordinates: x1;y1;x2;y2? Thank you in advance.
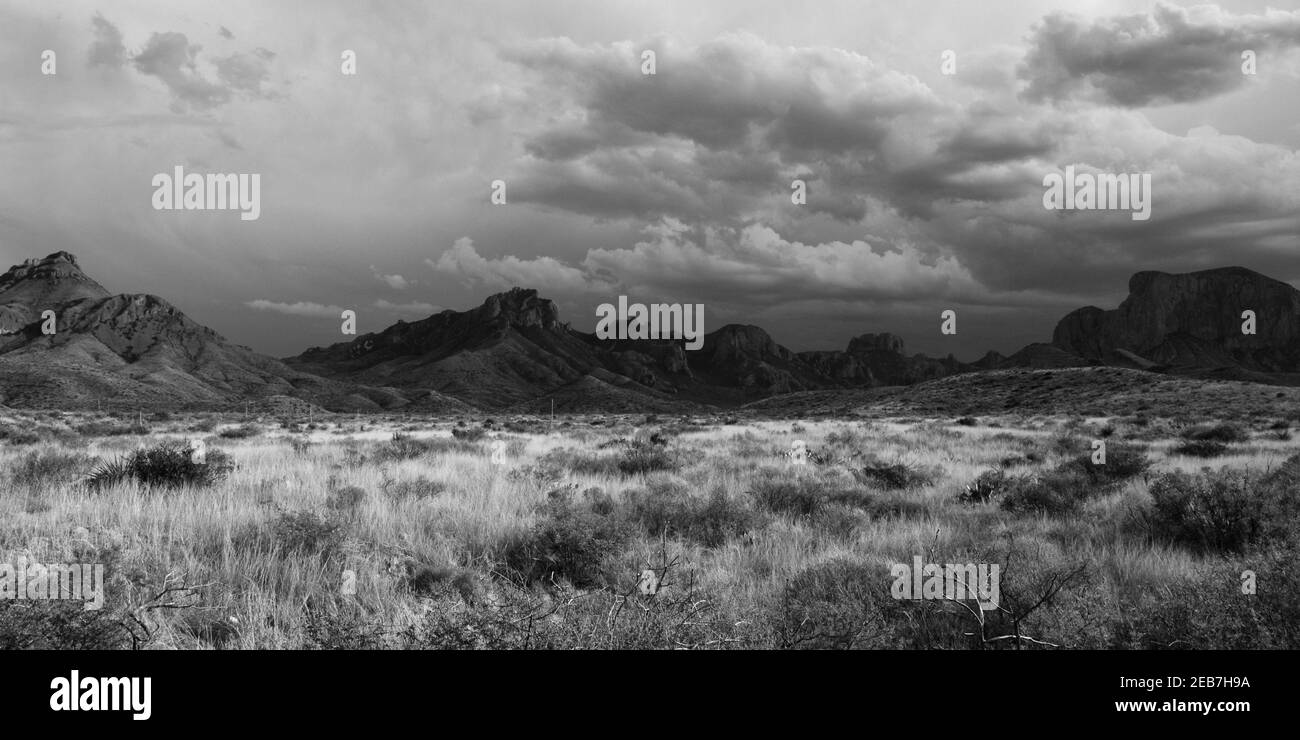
0;601;139;650
617;441;676;476
768;558;962;649
75;420;149;437
8;450;93;489
850;457;935;490
748;474;829;518
958;469;1006;504
498;495;629;588
451;426;487;441
1060;444;1150;485
380;475;446;502
999;469;1096;516
85;442;234;491
624;478;760;547
1173;439;1229;458
218;423;261;439
956;416;978;426
1133;468;1300;554
0;425;44;445
372;432;433;462
1180;422;1248;444
326;485;367;513
270;510;346;559
302;603;389;650
1000;444;1148;515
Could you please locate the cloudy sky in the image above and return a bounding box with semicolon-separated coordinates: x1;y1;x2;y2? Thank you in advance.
2;0;1298;360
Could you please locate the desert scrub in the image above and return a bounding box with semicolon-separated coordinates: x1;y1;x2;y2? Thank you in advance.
1117;545;1300;649
85;441;234;491
218;423;262;439
75;420;149;437
497;489;630;588
958;469;1006;504
1128;467;1300;554
231;508;348;561
379;475;446;502
746;469;869;518
850;456;936;490
1172;439;1229;457
1000;445;1148;515
617;440;677;476
450;426;487;441
623;476;762;547
7;449;94;489
1180;422;1248;444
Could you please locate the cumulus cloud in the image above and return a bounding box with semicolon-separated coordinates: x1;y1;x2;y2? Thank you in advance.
87;14;126;69
370;266;412;290
496;33;1074;226
580;218;985;304
244;299;345;318
1019;3;1300;106
375;299;439;316
427;237;613;293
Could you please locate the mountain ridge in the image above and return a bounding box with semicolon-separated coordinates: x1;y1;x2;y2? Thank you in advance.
4;252;1300;411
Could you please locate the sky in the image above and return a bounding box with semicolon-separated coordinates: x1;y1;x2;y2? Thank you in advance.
1;0;1298;360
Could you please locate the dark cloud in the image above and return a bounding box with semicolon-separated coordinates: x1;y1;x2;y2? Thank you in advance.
129;32;278;111
87;14;125;69
498;34;1053;225
132;32;232;111
482;30;1300;317
1019;3;1300;106
218;26;234;40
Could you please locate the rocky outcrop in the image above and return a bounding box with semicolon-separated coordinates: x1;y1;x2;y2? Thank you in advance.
0;251;112;334
847;332;905;355
1053;267;1300;371
797;350;876;384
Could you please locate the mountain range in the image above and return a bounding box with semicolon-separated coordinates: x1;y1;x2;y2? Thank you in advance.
2;251;1298;412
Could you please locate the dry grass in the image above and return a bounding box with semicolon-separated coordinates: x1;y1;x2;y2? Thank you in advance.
1;409;1296;649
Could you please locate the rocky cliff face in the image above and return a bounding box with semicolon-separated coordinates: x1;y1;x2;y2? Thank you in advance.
474;287;564;333
0;251;112;334
1053;267;1300;371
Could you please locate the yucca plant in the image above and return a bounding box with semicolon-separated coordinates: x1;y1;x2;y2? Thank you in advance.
85;442;234;492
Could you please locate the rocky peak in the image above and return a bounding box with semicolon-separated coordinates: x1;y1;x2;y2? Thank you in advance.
847;332;905;355
475;287;562;331
0;251;112;333
705;325;787;360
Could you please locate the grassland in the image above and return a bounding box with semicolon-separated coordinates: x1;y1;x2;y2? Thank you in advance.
2;397;1298;649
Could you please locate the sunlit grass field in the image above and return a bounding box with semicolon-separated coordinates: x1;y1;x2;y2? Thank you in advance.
1;408;1297;649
